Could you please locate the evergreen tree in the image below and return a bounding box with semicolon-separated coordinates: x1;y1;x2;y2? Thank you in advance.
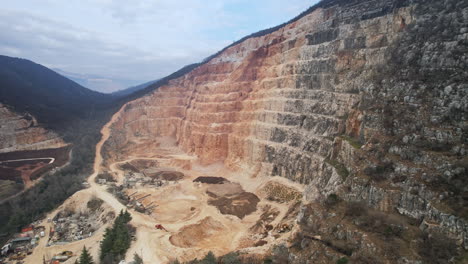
100;210;134;262
200;251;216;264
100;227;115;260
123;210;132;223
79;246;94;264
221;252;242;264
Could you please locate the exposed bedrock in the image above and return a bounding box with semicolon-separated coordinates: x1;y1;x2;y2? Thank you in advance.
0;104;65;153
104;0;468;261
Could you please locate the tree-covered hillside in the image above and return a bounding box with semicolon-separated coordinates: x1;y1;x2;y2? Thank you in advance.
0;55;113;131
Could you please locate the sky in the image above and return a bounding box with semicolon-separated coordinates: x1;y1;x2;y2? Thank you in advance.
0;0;317;92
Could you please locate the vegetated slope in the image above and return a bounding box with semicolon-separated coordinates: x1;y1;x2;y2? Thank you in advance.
0;57;121;242
0;55;112;131
53;68;145;94
105;0;468;262
0;104;65;153
112;79;158;98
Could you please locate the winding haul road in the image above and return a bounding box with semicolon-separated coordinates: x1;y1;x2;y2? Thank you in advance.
0;158;55;164
24;105;165;263
24;102;291;264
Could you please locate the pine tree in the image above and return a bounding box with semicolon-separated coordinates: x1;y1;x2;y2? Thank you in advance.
123;210;132;223
100;227;115;260
200;251;216;264
100;210;134;262
79;246;94;264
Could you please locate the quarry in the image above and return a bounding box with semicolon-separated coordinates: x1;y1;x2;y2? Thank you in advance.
1;0;467;263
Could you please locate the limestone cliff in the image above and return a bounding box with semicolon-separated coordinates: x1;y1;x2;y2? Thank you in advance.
105;0;468;262
0;104;65;153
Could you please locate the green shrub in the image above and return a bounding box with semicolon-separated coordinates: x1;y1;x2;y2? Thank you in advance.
86;197;103;212
363;162;393;182
221;253;242;264
418;231;458;264
345;202;367;217
340;135;363;149
336;257;348;264
325;159;350;180
350;252;383;264
323;193;341;209
200;251;216;264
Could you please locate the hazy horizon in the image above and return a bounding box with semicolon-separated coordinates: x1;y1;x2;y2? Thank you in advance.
0;0;317;92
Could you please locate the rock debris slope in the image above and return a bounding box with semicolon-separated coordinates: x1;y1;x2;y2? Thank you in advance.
0;104;65;153
103;0;468;262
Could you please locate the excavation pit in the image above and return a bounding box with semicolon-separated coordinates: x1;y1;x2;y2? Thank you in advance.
152;199;201;223
169;217;226;248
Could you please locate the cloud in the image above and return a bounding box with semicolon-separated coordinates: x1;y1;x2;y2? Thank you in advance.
0;9;212;83
0;1;318;92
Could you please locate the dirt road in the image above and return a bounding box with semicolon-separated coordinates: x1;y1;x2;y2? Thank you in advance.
23;107;129;264
0;157;55;164
24;102;301;264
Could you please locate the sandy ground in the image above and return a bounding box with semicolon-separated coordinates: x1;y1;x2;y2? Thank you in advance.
24;106;303;264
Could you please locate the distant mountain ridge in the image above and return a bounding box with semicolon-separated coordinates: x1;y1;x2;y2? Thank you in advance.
111;79;158;97
53;68;145;93
0;55;113;130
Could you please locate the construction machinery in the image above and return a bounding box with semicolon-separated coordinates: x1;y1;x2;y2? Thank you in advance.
135;194;151;202
155;224;167;231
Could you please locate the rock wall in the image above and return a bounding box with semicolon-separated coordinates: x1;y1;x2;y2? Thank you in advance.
0;104;65;153
106;0;468;261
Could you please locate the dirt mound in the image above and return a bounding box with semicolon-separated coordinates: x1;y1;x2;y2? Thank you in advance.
170;217;225;248
131;159;158;170
150;171;184;181
208;192;260;219
259;181;302;203
119;162;139;173
193;176;228;184
206;182;244;197
49;197;113;245
148;185;202;223
153;199;199;223
249;205;280;234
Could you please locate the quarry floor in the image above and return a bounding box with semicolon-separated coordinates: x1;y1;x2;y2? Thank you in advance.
24;109;304;264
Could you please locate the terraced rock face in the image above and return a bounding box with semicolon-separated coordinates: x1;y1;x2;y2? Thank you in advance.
0;104;68;200
107;1;412;170
0;104;65;153
105;0;468;262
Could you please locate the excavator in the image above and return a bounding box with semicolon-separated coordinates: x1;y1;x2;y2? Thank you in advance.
155;224;168;231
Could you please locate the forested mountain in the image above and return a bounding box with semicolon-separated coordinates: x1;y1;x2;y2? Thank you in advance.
0;55;113;130
111;79;158;98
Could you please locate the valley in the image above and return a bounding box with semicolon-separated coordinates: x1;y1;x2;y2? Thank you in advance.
1;0;467;263
23;104;302;263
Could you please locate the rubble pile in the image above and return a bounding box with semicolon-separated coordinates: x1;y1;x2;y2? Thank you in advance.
48;201;113;245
